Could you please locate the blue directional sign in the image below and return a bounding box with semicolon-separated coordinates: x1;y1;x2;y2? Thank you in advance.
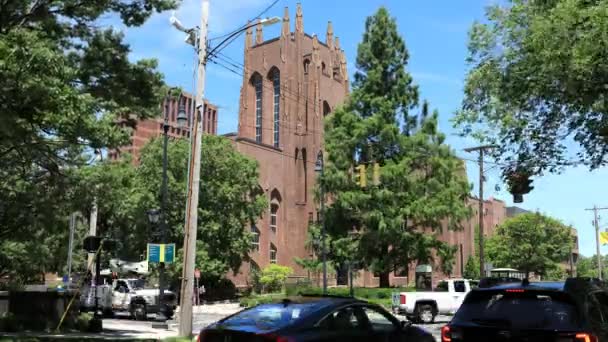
147;243;176;264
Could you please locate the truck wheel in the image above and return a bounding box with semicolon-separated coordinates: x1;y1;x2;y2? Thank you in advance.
415;304;435;324
132;303;147;321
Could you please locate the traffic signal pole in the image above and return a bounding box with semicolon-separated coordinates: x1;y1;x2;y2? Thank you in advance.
464;145;497;278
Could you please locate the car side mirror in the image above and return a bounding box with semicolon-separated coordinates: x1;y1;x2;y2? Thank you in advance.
400;320;412;330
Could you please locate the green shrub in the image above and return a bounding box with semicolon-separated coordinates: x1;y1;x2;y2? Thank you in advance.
76;312;93;332
259;264;293;293
0;312;20;332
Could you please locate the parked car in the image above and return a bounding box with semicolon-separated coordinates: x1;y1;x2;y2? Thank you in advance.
441;277;608;341
392;279;475;323
197;295;435;342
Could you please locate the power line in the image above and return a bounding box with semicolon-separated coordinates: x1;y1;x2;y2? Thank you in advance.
208;0;280;41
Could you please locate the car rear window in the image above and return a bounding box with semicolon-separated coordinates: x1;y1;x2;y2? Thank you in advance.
455;290;582;330
220;302;320;330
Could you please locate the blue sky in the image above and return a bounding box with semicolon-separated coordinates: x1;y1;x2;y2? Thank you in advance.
115;0;608;257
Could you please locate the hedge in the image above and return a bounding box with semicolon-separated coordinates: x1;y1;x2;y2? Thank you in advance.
241;286;416;309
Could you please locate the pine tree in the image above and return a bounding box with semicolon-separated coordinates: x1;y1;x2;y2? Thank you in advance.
321;7;471;287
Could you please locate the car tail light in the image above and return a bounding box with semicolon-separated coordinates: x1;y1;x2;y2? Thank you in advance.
575;333;599;342
441;325;451;342
400;294;406;305
261;333;294;342
505;289;525;293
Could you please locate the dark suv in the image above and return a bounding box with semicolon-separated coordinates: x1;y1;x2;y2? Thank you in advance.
441;278;608;342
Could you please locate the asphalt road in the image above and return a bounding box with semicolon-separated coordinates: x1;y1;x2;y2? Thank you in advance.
102;306;451;341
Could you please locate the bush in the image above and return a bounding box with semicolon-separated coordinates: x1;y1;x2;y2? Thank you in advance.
239;293;286;307
76;312;93;332
244;286;416;309
259;264;293;293
0;312;20;332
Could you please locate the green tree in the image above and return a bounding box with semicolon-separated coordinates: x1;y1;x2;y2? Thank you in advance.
453;0;608;174
545;267;566;281
463;255;480;280
576;254;608;278
486;213;572;278
0;0;174;280
321;7;471;287
259;264;293;293
138;136;267;284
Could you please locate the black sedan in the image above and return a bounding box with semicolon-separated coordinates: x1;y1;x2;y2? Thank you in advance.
197;295;435;342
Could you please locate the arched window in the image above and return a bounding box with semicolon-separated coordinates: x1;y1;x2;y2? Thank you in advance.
321;62;326;75
303;59;310;74
269;68;280;148
270;189;282;233
323;101;331;117
251;73;263;143
250;225;260;251
270;243;277;264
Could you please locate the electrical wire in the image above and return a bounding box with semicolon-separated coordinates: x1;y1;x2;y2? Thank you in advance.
208;0;281;41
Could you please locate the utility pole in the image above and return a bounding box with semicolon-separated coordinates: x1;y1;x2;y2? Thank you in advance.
464;145;497;278
67;212;77;286
178;0;209;336
585;206;608;280
88;201;98;284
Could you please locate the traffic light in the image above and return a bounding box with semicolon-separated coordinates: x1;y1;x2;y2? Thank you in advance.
355;164;367;187
372;162;380;186
507;171;534;203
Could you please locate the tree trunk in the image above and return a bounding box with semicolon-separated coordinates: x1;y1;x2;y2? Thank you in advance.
379;272;390;288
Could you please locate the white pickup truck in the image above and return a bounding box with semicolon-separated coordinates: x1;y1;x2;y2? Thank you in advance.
392;279;477;323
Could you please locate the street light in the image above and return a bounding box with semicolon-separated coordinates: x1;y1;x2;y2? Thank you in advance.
314;151;327;295
176;99;188;128
147;209;160;225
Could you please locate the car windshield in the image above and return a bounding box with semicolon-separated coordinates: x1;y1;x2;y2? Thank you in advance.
220;302;320;331
455;290;582;330
128;279;145;289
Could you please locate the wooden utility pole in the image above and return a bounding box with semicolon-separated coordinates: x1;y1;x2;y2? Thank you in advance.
464;145;497;278
178;0;209;336
585;206;608;280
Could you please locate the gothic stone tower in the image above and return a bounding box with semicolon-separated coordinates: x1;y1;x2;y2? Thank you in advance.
228;3;349;286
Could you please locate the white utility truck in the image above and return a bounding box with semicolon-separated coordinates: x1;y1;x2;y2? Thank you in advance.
392;279;477;323
80;259;177;320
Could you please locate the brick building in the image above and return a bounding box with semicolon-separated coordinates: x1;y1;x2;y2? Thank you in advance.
226;4;349;286
109;92;218;163
224;3;570;289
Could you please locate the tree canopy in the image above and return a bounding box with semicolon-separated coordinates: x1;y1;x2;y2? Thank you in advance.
321;7;471;287
486;212;573;278
0;0;175;285
454;0;608;176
